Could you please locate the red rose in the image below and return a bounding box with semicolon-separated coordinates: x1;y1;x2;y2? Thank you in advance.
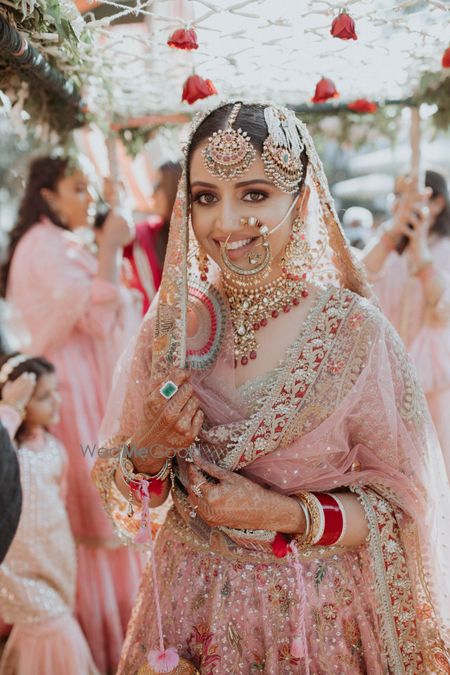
347;98;378;113
271;532;291;558
442;47;450;68
181;74;218;105
167;28;198;51
331;10;357;40
312;77;339;104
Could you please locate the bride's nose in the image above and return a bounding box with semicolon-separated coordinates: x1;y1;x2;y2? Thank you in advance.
213;198;243;234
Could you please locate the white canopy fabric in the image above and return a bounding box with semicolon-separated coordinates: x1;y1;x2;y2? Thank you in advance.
82;0;450;120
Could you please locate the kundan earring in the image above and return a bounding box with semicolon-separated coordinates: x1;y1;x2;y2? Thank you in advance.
281;214;313;277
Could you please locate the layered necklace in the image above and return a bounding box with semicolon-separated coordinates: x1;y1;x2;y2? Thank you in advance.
223;267;309;366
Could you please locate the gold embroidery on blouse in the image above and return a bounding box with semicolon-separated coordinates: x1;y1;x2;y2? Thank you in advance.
279;295;376;448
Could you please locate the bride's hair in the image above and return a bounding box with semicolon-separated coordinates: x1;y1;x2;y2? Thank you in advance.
188;103;309;193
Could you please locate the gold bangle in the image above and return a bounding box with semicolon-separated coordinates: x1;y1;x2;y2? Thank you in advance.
295;492;324;545
119;443;172;487
291;495;311;546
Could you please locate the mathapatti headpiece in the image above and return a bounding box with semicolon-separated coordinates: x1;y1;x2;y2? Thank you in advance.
262;106;304;193
202;102;256;180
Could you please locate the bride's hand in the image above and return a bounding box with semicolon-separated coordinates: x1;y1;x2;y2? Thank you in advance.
130;369;204;474
186;454;304;533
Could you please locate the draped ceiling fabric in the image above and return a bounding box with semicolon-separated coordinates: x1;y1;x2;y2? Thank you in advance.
73;0;448;121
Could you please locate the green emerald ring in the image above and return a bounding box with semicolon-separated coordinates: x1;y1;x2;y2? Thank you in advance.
160;380;179;400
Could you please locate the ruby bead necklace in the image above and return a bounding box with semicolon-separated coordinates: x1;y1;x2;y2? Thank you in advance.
223;269;309;366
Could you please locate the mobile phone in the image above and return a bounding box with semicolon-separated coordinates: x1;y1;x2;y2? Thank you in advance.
396;221;416;254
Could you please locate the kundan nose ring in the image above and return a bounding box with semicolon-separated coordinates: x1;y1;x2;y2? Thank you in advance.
240;216;258;227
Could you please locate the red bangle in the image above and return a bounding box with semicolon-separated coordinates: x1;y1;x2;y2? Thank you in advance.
312;492;344;546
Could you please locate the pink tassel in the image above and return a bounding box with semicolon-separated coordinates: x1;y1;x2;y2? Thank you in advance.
290;635;304;658
135;482;151;545
148;647;180;673
138;492;182;670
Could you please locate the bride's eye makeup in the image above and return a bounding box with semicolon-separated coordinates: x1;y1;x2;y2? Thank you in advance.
191;189;269;206
191;192;217;205
242;190;268;203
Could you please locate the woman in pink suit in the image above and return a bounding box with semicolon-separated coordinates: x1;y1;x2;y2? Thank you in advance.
363;171;450;481
0;156;144;674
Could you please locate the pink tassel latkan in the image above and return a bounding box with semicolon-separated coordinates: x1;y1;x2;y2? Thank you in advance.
148;647;180;673
138;485;181;671
290;635;305;658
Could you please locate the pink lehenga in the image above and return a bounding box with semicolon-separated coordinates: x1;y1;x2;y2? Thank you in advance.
370;237;450;481
6;219;145;674
93;107;450;674
0;405;98;675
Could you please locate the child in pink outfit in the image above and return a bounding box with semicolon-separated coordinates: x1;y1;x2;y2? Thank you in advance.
0;353;98;675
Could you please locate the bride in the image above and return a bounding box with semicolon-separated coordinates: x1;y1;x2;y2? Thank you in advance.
94;102;450;674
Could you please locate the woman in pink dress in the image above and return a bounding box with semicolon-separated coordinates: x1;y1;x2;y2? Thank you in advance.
1;157;144;674
0;353;97;675
363;171;450;480
94;103;449;674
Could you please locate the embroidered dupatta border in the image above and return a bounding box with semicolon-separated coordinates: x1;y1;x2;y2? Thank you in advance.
351;486;450;675
228;287;355;471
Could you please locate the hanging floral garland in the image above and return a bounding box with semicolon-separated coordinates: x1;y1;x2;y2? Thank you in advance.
1;0;448;149
0;0;106;139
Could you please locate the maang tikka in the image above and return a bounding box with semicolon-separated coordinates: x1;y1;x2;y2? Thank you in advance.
202;102;256;180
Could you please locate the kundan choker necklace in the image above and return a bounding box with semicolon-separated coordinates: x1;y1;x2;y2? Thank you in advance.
223;268;309;366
